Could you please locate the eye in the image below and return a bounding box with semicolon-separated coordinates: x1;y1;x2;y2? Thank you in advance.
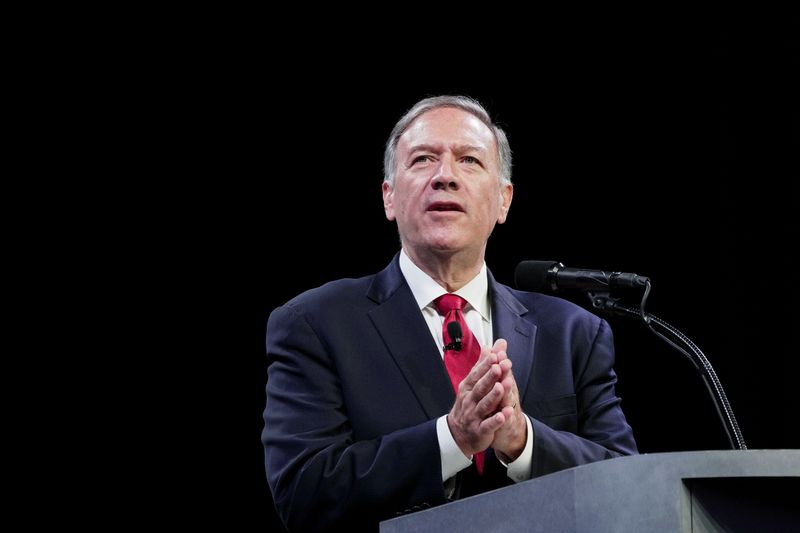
412;155;433;164
462;156;480;165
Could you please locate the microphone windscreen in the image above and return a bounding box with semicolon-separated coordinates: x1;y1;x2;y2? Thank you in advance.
515;260;558;292
447;321;462;339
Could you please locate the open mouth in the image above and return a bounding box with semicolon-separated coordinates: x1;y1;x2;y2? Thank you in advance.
427;202;464;213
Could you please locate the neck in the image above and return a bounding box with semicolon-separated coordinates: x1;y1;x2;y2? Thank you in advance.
403;246;485;292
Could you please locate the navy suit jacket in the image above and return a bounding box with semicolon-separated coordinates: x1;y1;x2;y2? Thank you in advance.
263;254;637;532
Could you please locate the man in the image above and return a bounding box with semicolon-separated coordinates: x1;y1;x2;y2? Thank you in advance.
262;95;637;532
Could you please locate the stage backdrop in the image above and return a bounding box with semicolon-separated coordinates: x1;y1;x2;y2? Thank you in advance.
173;20;797;531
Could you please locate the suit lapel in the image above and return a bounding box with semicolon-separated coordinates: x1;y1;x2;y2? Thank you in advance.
364;257;538;417
367;256;454;419
489;273;537;403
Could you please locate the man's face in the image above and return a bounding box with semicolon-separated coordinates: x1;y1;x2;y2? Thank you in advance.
383;107;513;257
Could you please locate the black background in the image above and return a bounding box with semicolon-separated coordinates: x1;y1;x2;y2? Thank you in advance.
157;15;798;531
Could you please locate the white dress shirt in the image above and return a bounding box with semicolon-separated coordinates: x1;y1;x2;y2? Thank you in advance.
398;250;533;486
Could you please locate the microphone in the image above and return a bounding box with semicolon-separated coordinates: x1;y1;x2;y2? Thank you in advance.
515;260;649;292
445;321;463;351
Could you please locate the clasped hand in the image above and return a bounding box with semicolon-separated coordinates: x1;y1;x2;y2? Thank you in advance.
447;339;526;464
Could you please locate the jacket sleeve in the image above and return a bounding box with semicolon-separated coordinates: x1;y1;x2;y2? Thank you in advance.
262;304;448;532
528;318;638;477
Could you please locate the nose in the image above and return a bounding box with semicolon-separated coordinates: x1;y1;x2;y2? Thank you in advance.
430;156;459;191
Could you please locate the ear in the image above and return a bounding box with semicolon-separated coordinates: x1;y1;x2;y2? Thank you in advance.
382;181;396;221
496;183;513;224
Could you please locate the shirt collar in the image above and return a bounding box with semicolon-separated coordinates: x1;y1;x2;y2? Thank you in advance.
399;249;490;322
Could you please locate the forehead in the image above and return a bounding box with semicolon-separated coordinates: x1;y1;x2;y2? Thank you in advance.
398;107;497;153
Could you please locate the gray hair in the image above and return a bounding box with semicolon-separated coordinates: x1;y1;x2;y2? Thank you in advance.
383;95;512;186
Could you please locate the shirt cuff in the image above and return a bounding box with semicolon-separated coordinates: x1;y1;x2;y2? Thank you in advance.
502;415;533;483
436;415;473;481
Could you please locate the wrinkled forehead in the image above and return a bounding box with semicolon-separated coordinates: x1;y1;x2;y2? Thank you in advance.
398;107;497;155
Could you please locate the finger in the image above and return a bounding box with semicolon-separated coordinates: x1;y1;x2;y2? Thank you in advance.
474;381;506;417
503;390;515;412
495;362;513;399
492;338;508;354
494;360;516;402
468;362;503;401
459;347;497;396
478;410;507;434
478;344;498;366
501;380;519;410
458;346;497;392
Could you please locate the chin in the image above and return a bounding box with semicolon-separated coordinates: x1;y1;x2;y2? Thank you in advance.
426;237;466;253
414;228;471;253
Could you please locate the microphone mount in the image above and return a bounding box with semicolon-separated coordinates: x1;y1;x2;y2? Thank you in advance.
518;261;747;451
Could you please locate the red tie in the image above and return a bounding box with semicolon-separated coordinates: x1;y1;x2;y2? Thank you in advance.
434;293;484;474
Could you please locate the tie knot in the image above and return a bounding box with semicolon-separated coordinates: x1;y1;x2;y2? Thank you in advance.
434;293;467;315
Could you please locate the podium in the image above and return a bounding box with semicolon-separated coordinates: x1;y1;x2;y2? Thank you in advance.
380;450;800;532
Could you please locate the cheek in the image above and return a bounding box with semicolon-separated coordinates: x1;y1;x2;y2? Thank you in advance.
394;197;415;224
396;187;422;217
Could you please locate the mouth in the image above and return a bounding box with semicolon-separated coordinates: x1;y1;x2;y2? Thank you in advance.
427;201;465;213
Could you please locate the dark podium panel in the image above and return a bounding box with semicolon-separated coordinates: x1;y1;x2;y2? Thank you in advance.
380;450;800;532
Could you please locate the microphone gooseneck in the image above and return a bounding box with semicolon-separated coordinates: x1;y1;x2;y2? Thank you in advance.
616;301;747;451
